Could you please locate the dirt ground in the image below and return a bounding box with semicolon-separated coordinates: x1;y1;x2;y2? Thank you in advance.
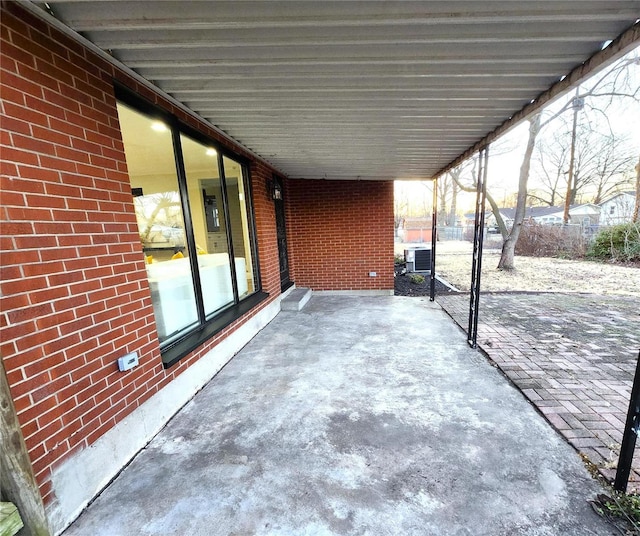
396;241;640;298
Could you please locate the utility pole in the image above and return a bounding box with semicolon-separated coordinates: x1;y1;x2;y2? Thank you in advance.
563;88;584;225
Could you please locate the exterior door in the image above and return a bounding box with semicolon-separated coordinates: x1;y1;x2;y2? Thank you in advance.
273;176;291;290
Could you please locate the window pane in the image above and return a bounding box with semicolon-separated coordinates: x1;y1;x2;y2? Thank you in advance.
223;156;257;297
116;103;198;343
180;134;235;316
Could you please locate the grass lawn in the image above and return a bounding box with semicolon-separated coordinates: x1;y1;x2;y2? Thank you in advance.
396;240;640;298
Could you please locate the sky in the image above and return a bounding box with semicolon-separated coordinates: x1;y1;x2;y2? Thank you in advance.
395;45;640;216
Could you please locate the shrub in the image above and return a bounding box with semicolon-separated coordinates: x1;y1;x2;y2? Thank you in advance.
588;223;640;263
515;223;586;259
408;273;426;284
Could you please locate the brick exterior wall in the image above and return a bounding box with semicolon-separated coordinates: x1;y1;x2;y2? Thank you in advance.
285;179;394;291
0;2;281;507
0;2;396;520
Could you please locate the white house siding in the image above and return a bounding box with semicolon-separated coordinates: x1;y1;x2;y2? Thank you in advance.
600;193;635;226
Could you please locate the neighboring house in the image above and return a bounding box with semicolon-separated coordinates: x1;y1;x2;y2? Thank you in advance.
492;204;600;227
569;204;601;226
403;217;433;242
599;191;636;225
463;212;477;226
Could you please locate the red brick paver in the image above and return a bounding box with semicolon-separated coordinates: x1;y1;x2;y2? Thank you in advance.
437;292;640;491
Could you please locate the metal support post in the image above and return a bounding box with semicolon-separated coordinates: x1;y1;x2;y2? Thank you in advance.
430;178;437;301
467;149;489;348
614;350;640;493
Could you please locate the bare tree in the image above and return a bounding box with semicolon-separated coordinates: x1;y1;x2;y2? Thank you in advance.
497;51;639;269
588;132;636;204
530;126;570;206
531;121;635;206
561;53;640;218
419;181;433;218
448;156;511;239
394;187;408;237
135;192;182;243
562;88;582;223
498;114;542;270
437;175;453;226
495;98;590;270
449;179;459;226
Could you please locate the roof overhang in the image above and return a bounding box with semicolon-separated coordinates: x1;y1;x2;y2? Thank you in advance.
25;1;640;180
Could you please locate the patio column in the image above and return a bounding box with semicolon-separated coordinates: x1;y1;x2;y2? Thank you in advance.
467;148;489;348
614;349;640;492
430;178;437;302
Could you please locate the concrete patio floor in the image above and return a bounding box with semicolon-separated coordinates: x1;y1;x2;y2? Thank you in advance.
63;296;616;536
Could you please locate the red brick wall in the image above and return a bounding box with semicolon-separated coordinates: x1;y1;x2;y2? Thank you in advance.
0;2;280;506
285;179;394;290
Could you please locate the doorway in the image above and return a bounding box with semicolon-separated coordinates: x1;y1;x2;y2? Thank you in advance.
273;176;292;291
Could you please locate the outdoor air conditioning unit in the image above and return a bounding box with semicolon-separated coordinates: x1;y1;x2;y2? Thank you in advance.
404;247;431;273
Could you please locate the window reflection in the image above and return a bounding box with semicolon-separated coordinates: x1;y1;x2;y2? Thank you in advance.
117;96;260;351
181;134;235;316
223;156;257;296
117;103;198;343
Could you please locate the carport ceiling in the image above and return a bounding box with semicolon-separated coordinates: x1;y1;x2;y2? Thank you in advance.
33;1;640;180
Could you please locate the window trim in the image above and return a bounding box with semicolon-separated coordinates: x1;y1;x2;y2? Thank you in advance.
115;84;265;367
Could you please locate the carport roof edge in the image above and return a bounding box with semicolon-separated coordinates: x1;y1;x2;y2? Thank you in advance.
437;20;640;180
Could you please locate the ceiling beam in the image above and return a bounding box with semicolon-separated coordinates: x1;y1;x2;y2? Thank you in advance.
50;2;640;32
124;57;586;68
91;25;621;50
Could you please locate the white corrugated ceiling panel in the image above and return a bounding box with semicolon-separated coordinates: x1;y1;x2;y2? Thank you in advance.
36;1;640;180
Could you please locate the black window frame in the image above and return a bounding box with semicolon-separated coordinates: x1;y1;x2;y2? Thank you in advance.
115;84;267;368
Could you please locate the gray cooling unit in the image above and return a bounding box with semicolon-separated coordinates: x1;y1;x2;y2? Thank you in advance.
404;247;431;273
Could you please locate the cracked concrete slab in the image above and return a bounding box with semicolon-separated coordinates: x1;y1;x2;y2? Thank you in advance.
62;296;615;535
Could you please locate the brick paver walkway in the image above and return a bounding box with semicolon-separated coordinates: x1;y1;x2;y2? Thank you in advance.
437;292;640;491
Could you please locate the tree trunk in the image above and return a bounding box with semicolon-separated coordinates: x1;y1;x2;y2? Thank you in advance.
563;91;581;224
486;192;509;240
593;185;603;206
449;180;458;226
549;184;557;206
633;153;640;223
498;114;542;270
439;185;447;226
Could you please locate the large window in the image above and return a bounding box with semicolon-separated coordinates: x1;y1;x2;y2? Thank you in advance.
116;95;260;361
222;155;257;296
